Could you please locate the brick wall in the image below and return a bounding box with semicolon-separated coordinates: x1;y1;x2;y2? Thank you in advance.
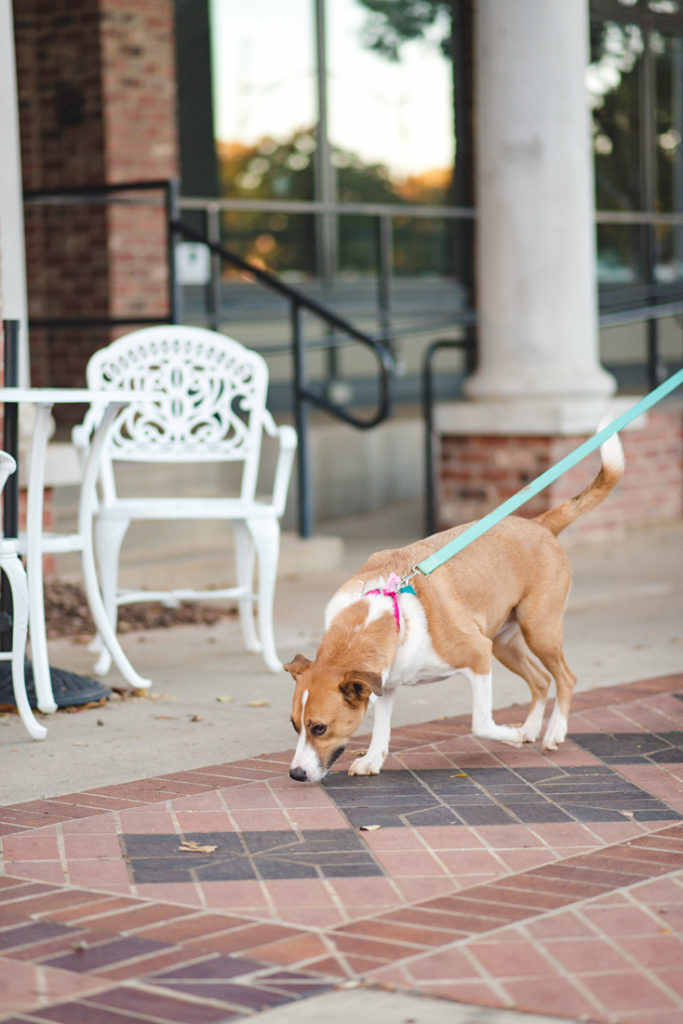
438;403;683;539
13;0;178;422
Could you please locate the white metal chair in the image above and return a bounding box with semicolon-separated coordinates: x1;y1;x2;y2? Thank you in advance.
0;450;46;739
72;325;297;675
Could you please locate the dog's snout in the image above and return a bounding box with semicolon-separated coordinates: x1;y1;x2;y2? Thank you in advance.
289;765;308;783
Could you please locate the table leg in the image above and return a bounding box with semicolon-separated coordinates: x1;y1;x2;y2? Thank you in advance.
25;403;58;713
78;402;153;692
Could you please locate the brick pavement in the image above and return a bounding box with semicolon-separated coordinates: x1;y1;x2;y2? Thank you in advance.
0;673;682;1024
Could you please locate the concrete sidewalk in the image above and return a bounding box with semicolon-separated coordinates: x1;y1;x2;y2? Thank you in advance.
2;502;681;803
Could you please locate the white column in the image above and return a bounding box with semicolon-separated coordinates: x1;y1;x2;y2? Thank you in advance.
465;0;615;409
0;0;30;386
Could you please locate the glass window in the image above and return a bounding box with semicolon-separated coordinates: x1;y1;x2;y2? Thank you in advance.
209;0;317;200
327;0;454;207
654;30;683;280
588;20;644;212
588;20;647;283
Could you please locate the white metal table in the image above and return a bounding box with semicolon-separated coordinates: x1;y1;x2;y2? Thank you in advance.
0;387;154;713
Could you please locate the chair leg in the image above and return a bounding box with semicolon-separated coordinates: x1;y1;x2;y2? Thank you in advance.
1;553;46;740
23;404;57;713
91;516;129;676
233;521;260;652
25;543;58;714
247;517;282;673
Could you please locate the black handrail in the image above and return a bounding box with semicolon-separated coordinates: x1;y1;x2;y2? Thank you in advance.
172;218;395;538
172;219;394;428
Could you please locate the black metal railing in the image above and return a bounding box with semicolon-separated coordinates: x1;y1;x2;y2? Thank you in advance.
171;218;395;537
178;193;475;350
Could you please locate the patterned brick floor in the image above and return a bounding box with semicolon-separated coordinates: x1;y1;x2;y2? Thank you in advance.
1;673;682;1024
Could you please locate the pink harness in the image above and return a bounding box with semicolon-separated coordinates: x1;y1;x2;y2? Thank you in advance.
363;573;416;631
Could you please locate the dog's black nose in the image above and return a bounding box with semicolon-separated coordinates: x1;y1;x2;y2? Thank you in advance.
289;765;308;782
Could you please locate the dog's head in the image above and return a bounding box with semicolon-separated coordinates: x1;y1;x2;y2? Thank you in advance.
285;653;382;782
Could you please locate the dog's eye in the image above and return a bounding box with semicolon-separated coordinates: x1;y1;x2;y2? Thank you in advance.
310;723;327;737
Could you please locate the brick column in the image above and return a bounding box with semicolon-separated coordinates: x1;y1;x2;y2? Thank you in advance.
14;0;178;423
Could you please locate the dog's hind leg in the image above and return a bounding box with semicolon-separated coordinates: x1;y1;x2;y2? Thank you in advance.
516;598;577;751
493;620;552;743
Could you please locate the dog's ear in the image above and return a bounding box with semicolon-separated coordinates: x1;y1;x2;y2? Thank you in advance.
284;654;312;679
339;670;383;706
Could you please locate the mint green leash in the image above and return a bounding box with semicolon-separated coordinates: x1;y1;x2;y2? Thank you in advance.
412;368;683;580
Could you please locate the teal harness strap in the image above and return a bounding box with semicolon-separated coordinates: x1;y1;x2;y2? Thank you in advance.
415;368;683;579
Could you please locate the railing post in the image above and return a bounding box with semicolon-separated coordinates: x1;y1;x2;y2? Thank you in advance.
1;319;20;652
422;343;438;537
2;319;19;540
647;315;665;388
206;205;221;333
291;301;313;538
376;213;393;350
166;178;181;324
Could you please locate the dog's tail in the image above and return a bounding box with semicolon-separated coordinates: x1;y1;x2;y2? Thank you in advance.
533;427;625;537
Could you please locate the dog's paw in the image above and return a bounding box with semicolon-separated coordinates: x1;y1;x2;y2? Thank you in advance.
518;703;546;744
542;709;567;751
349;753;385;776
493;725;524;748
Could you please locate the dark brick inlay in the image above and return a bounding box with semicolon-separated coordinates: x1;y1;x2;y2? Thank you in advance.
571;730;683;764
42;934;169;973
323;765;682;828
121;829;383;884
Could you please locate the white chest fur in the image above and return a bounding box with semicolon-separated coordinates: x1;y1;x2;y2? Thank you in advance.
324;580;456;690
385;591;455;688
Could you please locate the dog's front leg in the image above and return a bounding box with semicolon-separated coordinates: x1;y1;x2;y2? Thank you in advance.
348;689;395;776
468;670;523;747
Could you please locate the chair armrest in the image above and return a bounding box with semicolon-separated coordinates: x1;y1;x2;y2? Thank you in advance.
71;422;90;469
269;422;298;518
71;407;116;504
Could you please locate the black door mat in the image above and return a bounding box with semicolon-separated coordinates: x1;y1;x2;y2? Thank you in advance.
0;662;111;709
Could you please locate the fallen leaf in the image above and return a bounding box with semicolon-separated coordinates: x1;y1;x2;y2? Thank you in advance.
451;773;468;778
153;715;179;720
359;825;381;832
248;699;270;707
189;714;204;722
178;840;217;854
216;696;234;703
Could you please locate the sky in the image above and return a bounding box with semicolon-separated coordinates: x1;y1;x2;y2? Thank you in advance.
209;0;454;179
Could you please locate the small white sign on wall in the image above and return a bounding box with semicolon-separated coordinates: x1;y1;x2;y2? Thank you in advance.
175;242;211;286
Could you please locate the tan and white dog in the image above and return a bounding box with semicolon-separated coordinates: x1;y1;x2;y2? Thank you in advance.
286;432;624;783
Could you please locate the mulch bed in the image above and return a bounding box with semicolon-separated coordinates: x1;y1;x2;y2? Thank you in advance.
44;579;236;639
